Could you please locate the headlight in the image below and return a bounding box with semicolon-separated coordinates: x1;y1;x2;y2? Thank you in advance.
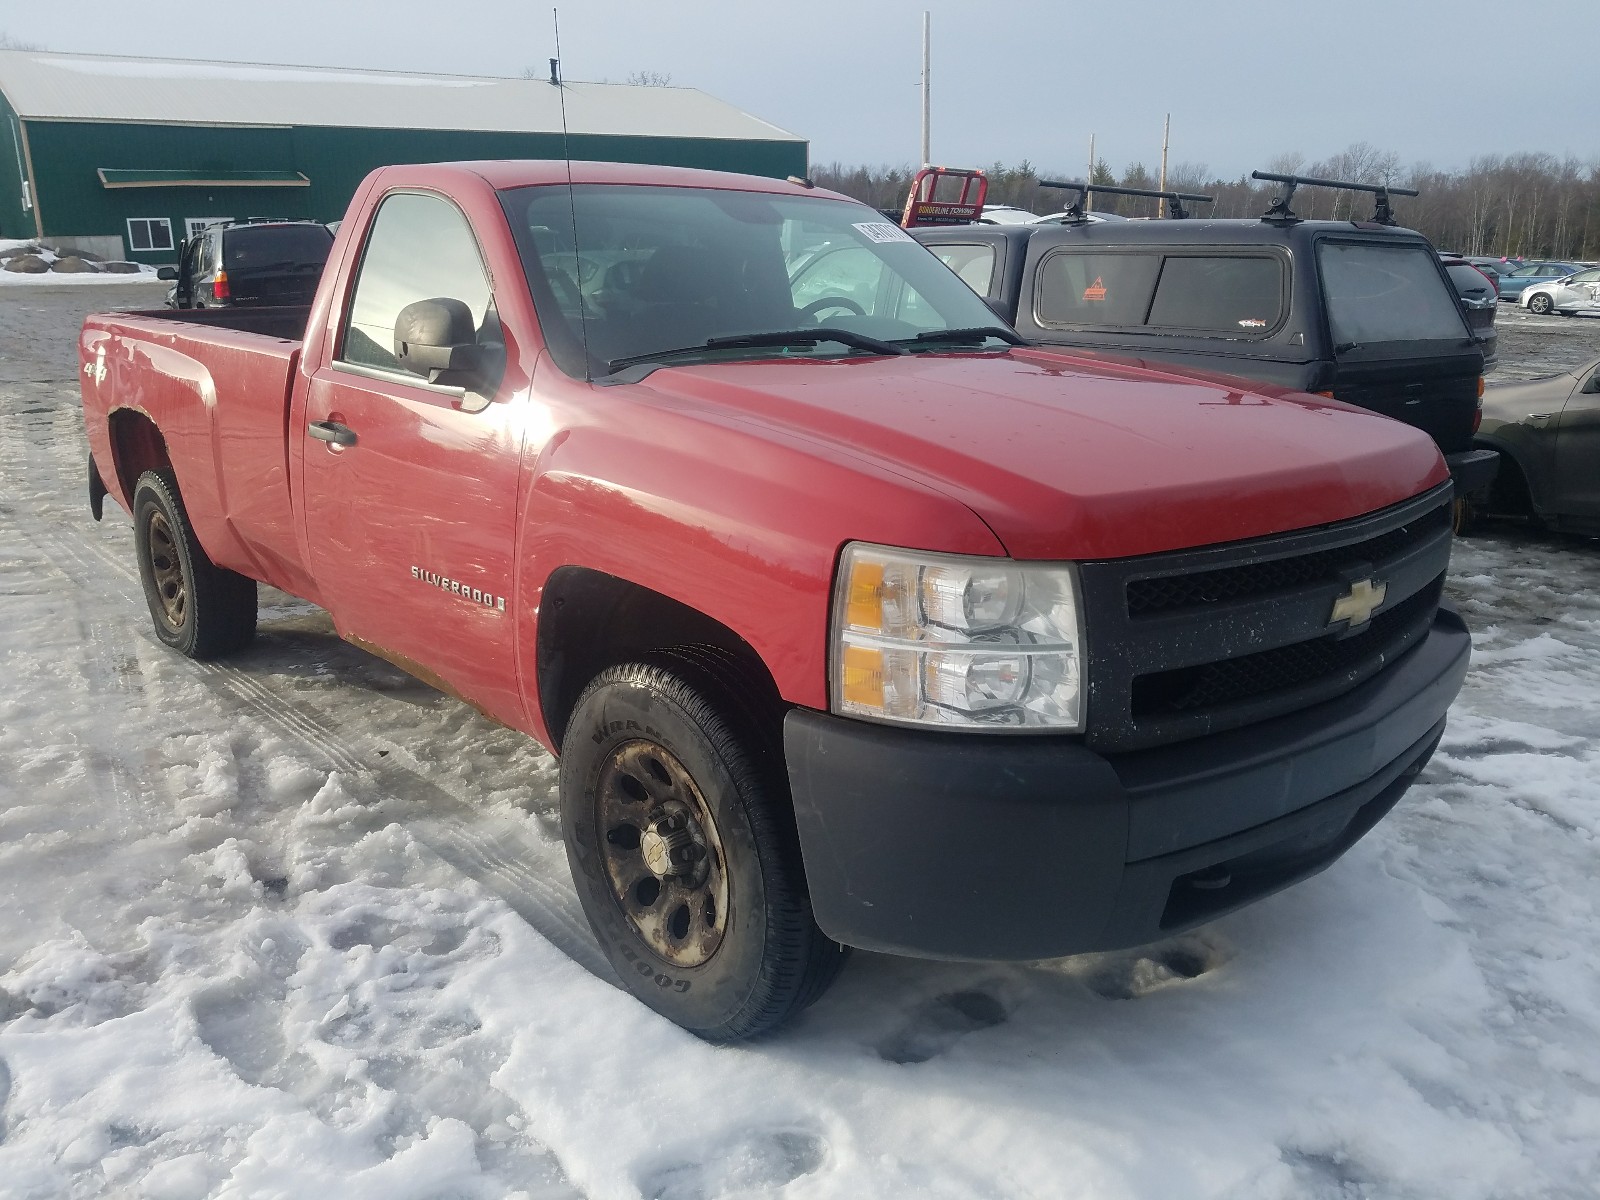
830;542;1086;732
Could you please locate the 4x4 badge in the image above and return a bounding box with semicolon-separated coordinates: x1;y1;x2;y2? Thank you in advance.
1330;578;1386;627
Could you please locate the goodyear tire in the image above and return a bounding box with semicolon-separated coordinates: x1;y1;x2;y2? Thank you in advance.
1528;292;1554;315
132;470;257;659
560;661;845;1040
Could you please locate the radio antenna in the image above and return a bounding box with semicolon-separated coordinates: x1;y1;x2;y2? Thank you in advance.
552;8;591;379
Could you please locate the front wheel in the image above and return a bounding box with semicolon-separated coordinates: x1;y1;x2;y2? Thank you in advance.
132;470;257;658
1528;293;1554;315
560;661;846;1040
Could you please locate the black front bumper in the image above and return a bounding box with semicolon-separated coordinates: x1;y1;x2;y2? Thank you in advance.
784;605;1471;961
1446;448;1499;500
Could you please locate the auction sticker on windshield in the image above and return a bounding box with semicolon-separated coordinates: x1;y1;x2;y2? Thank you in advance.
854;222;914;244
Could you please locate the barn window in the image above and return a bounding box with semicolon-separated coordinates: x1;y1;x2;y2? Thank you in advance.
184;217;231;240
126;218;174;253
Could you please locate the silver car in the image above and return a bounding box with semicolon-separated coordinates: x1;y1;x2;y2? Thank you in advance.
1520;267;1600;316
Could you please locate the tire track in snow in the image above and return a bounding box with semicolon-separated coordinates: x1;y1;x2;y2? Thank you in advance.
1;386;607;979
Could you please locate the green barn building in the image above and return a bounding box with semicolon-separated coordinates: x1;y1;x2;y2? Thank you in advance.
0;49;808;263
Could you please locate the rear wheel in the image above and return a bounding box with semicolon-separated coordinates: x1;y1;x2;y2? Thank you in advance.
132;470;257;659
1528;293;1554;315
560;661;845;1040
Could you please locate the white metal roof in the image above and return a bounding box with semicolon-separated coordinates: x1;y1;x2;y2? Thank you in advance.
0;50;803;143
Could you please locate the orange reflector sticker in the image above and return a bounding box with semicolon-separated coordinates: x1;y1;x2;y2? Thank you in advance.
847;561;885;631
1082;276;1107;302
841;645;885;708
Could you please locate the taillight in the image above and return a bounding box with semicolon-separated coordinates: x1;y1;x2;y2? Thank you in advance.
212;269;230;301
1474;377;1484;433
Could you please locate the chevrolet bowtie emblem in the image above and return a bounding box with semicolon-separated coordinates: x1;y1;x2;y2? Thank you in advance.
1330;578;1386;627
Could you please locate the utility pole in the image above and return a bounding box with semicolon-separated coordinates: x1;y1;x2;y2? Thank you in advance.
920;11;931;166
1086;133;1095;212
1157;113;1170;218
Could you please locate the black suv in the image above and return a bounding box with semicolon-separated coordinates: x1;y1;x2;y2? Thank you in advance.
159;220;334;309
912;175;1498;504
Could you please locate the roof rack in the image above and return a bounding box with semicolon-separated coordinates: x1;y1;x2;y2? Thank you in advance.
1038;180;1215;222
1250;171;1419;226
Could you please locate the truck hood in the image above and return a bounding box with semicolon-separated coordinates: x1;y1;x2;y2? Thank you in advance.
633;347;1448;560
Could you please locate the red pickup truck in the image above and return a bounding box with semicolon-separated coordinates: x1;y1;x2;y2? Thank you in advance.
81;161;1469;1040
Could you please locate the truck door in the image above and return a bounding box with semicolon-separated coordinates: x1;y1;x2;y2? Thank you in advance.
299;190;528;726
1554;362;1600;519
1316;238;1484;455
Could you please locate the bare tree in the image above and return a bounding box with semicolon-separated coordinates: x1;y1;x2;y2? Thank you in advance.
812;146;1600;259
0;31;43;50
626;70;673;87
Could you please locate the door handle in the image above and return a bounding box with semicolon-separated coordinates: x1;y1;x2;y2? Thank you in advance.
308;420;358;447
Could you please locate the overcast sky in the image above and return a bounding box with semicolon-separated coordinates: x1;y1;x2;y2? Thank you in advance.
3;0;1594;179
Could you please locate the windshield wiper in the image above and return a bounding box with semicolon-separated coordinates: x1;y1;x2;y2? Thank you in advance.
605;327;908;375
901;326;1024;348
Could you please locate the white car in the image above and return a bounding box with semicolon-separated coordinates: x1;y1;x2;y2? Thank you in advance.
1521;267;1600;316
974;204;1044;225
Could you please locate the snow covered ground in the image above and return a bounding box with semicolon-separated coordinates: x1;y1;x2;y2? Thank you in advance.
0;289;1597;1199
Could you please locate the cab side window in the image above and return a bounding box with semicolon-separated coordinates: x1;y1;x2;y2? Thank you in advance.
930;243;998;295
340;192;492;374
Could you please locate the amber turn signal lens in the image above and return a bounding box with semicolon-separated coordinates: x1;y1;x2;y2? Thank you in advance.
840;644;884;708
846;560;885;632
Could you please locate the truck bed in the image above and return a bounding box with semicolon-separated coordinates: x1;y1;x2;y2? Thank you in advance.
80;309;315;600
118;305;311;342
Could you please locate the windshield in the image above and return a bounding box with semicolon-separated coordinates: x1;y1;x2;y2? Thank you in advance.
1318;241;1469;348
499;184;1006;378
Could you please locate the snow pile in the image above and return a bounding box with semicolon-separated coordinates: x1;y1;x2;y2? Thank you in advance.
0;294;1597;1197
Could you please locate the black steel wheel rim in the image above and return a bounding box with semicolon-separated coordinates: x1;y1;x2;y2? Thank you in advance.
146;509;187;629
595;739;730;969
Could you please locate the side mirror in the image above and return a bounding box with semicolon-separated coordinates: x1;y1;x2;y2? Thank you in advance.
393;297;484;383
156;267;179;281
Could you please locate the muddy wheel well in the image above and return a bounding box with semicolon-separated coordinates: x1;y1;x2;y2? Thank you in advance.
107;410;173;506
536;567;786;755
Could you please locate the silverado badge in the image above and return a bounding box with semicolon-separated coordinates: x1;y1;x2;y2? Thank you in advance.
1330;578;1386;627
411;565;507;612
